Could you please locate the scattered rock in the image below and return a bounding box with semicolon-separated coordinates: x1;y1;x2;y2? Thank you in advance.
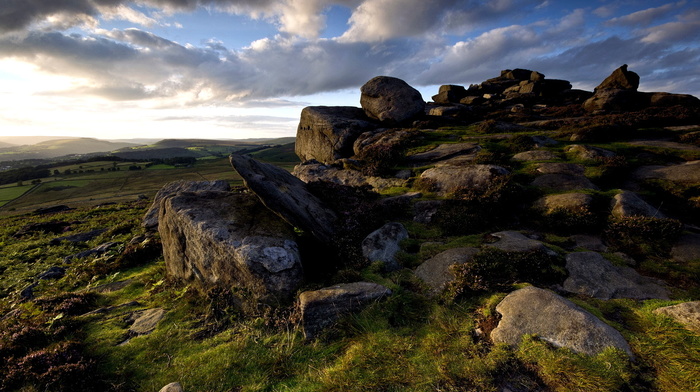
419;164;510;197
634;160;700;184
128;308;166;336
142;180;231;230
159;382;185;392
295;106;376;164
570;234;608;252
361;222;409;271
485;231;557;256
20;282;38;300
531;173;598;191
360;76;425;125
536;163;585;176
92;279;133;293
611;190;665;218
670;233;700;262
565;144;616;160
49;229;107;245
533;193;594;214
414;247;480;295
563;252;668;300
230;154;338;245
64;241;120;263
33;205;72;215
37;266;66;280
299;282;391;339
512;150;560;161
159;190;303;299
653;302;700;333
491;286;634;357
413;200;444;224
406;143;481;165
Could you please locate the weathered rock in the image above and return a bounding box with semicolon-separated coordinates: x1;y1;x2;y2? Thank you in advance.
37;266;66;280
414;247;479;295
49;229;107;245
583;89;646;112
594;64;640;92
491;286;633;357
64;241;120;263
92;279;133;294
565;144;616;160
159;382;184;392
295;106;375;164
143;180;231;230
648;92;700;108
159;190;303;299
536;163;585;176
362;222;408;271
352;128;419;157
531;173;598;191
611;190;665;218
292;162;406;191
531;136;558;147
230;154;338;245
563;252;668;300
432;85;468;103
420;164;510;197
533;193;594;214
299;282;391;339
485;231;557;256
653;301;700;333
361;76;425;125
128;308;166;336
634;160;700;184
512;150;560;162
406;143;481;165
628;140;700;151
477;120;530;133
670;233;700;262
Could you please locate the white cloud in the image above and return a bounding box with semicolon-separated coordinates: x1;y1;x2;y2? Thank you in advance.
606;2;682;27
640;10;700;43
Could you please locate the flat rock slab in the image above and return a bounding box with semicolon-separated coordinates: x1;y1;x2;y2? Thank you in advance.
129;308;166;336
299;282;391;339
653;301;700;333
414;247;480;295
628;140;700;151
420;164;510;197
231;154;338;245
292;163;406;191
563;252;668;300
406;143;482;164
536;163;585;175
531;173;598;191
670;233;700;262
512;150;560;161
491;286;633;357
634;160;700;184
142;180;231;230
362;222;409;271
485;231;557;256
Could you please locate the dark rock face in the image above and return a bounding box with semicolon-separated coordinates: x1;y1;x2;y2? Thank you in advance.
361;222;408;271
491;286;633;357
295;106;376;164
159;190;303;300
360;76;425;125
143;180;231;230
414;247;479;296
230;154;338;246
563;252;668;300
432;85;468;104
299;282;391;339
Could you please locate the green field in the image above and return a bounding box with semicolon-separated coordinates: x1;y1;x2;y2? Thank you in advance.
0;184;34;207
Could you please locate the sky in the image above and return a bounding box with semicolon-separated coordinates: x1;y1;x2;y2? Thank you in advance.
0;0;699;141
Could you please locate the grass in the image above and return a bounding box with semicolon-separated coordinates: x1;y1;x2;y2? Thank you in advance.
0;184;34;206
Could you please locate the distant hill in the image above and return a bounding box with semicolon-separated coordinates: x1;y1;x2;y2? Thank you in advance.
0;141;16;149
112;147;207;160
0;138;140;162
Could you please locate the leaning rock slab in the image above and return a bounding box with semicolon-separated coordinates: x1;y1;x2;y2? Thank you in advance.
563;252;668;300
231;154;338;245
143;180;230;230
414;247;480;296
362;222;409;271
159;191;303;299
360;76;425;125
299;282;391;339
491;286;633;357
420;164;510;197
594;64;640;92
295;106;376;164
653;302;700;333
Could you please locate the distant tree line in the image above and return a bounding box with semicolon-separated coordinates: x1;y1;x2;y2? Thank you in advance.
0;167;51;186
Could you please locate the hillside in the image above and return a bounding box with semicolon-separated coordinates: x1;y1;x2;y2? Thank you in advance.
0;138;140;162
0;67;699;392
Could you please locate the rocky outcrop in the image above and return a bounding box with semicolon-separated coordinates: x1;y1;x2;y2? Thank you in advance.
230;154;338;245
295;106;376;164
360;76;425;125
299;282;391;339
563;252;668;300
414;247;479;295
653;301;700;333
143;180;231;230
491;286;633;357
361;222;408;271
419;164;510;196
292;162;406;191
595;64;640;92
159;190;303;300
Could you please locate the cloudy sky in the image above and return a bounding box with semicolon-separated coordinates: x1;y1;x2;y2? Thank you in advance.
1;0;699;141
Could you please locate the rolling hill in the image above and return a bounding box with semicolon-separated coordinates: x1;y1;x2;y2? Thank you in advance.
0;138;140;162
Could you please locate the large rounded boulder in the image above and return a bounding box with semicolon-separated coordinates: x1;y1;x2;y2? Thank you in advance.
360;76;425;125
